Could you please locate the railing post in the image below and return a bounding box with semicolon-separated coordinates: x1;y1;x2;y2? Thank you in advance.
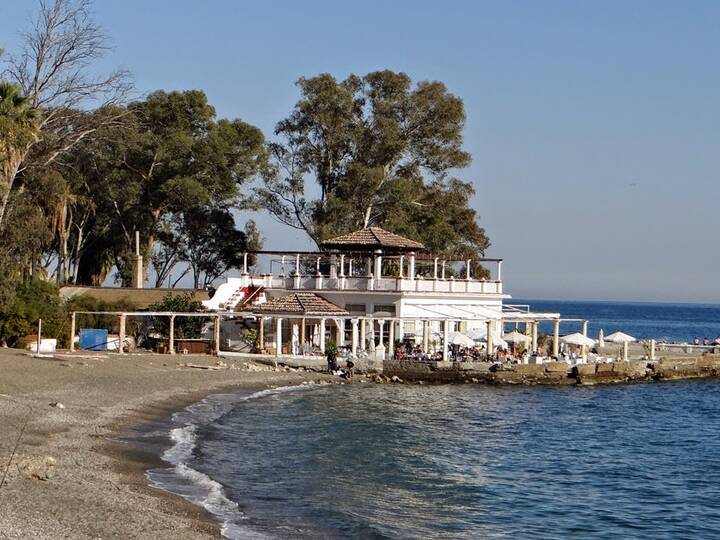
168;315;175;355
497;260;503;282
466;259;472;280
242;252;248;274
69;312;76;352
213;315;221;355
118;314;126;355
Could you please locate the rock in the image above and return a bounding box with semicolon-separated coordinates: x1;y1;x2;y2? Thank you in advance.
390;375;403;383
49;402;65;409
17;456;56;481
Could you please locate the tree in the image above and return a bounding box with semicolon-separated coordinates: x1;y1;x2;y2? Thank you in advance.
0;82;39;224
257;71;490;259
0;0;131;226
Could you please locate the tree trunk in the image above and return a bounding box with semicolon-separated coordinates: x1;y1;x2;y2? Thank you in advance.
0;150;25;229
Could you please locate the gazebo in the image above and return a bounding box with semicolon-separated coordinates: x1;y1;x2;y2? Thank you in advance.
251;292;349;356
321;226;426;278
321;226;425;253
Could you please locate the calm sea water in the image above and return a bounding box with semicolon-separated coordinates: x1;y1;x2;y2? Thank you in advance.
514;299;720;343
140;300;720;539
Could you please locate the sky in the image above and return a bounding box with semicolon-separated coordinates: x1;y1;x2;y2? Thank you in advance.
2;0;719;302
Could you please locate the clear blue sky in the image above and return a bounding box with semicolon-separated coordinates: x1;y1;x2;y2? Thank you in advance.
2;1;719;302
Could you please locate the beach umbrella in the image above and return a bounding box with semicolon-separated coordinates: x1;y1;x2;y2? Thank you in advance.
503;330;532;344
465;328;487;342
604;331;636;343
598;329;605;348
448;332;475;347
561;333;596;347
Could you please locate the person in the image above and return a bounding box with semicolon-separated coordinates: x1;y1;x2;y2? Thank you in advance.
693;337;700;345
346;357;355;379
703;337;709;346
714;336;720;346
326;349;338;373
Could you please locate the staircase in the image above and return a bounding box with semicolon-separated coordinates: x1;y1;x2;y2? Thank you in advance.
236;286;266;310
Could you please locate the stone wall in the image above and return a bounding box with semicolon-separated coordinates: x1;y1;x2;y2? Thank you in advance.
383;354;720;385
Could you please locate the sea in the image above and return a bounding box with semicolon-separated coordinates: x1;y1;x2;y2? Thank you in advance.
132;300;720;539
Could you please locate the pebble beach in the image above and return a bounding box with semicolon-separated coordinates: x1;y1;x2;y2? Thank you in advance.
0;348;327;539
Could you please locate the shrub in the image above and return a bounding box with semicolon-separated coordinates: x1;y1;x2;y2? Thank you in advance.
148;293;208;339
0;279;66;347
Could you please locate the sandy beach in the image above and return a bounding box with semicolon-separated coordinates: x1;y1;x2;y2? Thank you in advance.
0;348;329;539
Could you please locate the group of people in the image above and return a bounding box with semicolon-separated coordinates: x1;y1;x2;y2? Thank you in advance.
326;349;354;380
692;336;720;346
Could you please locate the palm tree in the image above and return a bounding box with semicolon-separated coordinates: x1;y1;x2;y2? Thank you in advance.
0;82;40;226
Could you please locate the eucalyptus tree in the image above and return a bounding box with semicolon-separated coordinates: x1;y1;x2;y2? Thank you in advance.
258;70;490;259
0;0;131;226
0;82;39;225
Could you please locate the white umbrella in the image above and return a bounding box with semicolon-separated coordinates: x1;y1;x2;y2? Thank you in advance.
598;329;605;348
561;333;596;347
465;328;487;342
503;330;532;344
604;331;636;343
448;332;475;347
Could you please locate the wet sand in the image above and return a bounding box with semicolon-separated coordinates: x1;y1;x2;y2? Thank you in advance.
0;348;328;539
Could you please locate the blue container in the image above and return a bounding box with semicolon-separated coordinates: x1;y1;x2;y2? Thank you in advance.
79;328;108;351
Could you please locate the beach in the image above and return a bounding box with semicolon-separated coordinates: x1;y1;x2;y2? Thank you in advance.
0;348;327;539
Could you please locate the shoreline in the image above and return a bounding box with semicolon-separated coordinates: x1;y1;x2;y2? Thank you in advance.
0;348;330;539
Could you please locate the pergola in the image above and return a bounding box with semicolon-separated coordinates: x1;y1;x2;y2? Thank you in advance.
250;292;349;356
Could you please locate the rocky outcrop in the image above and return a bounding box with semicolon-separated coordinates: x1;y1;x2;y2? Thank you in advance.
382;354;720;386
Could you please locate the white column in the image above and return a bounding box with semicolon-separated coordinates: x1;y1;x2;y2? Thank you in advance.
422;320;430;353
622;340;629;362
378;319;385;346
348;258;353;277
291;322;299;355
295;254;300;274
339;255;345;277
466;259;472;280
374;252;383;278
441;260;446;279
409;252;416;280
497;260;503;281
531;322;538;353
553;319;560;357
442;319;450;361
242;252;249;274
351;319;358;357
280;255;286;276
366;257;373;277
275;318;283;357
486;319;494;356
360;318;366;350
337;319;345;346
319;318;326;354
582;320;589;360
388;320;395;356
399;255;404;278
433;258;439;279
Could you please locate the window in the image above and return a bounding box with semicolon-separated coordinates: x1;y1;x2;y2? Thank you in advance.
373;305;396;315
345;304;366;314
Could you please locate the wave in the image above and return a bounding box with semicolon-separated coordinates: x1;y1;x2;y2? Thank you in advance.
146;385;310;540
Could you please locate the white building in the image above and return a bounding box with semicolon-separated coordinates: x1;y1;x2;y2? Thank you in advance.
205;227;561;360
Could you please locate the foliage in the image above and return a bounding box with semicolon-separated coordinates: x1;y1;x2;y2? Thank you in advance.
325;339;338;355
148;293;208;339
257;70;490;259
66;294;138;335
0;0;131;228
0;279;66;347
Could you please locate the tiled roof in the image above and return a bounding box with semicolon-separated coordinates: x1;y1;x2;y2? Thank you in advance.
251;292;349;316
321;227;425;251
